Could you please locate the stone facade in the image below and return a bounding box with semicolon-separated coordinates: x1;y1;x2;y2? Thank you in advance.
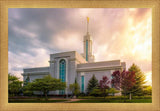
22;50;125;95
23;67;49;82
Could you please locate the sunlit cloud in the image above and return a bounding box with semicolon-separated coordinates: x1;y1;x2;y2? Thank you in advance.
51;30;83;52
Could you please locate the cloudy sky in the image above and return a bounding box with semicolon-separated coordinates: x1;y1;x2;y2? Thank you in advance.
8;8;152;85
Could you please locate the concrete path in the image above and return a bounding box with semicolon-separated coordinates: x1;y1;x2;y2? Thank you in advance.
63;99;84;103
49;98;85;103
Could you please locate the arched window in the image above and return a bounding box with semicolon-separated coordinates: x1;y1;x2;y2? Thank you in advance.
59;59;66;95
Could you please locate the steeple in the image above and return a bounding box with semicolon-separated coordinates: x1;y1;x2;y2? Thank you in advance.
82;17;95;63
87;17;89;34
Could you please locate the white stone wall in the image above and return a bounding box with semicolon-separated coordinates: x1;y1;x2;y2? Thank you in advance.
23;74;48;82
22;51;125;96
75;51;87;64
23;67;49;82
68;60;76;85
77;60;121;69
23;67;49;73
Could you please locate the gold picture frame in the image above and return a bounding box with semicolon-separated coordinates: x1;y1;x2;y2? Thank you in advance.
0;0;159;111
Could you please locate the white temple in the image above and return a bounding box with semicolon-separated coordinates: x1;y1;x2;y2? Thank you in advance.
22;17;126;95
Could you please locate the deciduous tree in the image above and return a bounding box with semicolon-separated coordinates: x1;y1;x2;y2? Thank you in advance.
8;74;23;96
111;70;136;101
99;76;110;99
143;85;152;96
28;75;66;100
69;78;80;97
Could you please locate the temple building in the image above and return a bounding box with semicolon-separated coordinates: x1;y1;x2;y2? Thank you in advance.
22;17;126;95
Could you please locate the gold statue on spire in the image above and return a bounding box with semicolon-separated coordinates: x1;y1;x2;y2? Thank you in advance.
87;17;89;23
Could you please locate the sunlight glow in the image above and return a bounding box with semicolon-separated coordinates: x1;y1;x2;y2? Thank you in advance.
145;72;152;86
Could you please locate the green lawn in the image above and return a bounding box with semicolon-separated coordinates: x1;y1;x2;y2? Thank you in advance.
71;99;152;103
9;98;152;103
8;96;152;103
8;99;69;103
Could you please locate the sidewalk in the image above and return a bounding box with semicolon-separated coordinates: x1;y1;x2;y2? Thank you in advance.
49;98;85;103
63;99;84;103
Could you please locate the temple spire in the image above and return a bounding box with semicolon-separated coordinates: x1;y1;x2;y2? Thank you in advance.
82;17;94;63
87;17;89;34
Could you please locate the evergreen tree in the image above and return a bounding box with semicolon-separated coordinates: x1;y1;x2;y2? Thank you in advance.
87;74;99;93
128;63;146;96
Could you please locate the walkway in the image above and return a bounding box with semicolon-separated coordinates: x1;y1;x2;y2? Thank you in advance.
63;99;84;103
49;98;84;103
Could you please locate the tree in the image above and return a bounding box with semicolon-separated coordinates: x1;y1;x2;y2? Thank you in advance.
90;88;119;97
8;74;23;96
99;76;110;99
87;74;99;94
28;75;66;100
23;83;34;96
23;75;30;86
143;85;152;96
69;78;80;97
128;63;146;96
111;70;136;101
109;88;120;96
22;75;33;96
89;88;102;97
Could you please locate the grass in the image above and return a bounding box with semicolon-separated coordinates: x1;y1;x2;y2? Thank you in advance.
8;99;69;103
8;96;152;103
71;98;152;103
77;96;152;99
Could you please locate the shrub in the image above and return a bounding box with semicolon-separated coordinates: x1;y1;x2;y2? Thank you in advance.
78;92;86;97
89;88;102;97
23;90;33;96
132;96;152;99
